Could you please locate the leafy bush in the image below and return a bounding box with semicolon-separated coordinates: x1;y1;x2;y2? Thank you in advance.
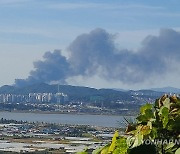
78;95;180;154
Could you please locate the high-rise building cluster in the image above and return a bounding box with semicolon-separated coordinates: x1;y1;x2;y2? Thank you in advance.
0;93;68;104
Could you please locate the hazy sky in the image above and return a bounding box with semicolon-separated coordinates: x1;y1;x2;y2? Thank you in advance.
0;0;180;89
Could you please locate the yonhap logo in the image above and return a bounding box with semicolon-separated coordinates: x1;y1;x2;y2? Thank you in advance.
143;139;180;145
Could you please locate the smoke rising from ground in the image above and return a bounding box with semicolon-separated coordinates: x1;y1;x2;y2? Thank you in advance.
15;28;180;87
15;50;70;87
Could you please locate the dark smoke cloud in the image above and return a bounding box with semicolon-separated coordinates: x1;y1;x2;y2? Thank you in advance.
15;50;70;87
67;28;180;83
15;28;180;87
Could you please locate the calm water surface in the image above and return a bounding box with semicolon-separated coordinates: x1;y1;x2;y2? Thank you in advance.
0;111;133;128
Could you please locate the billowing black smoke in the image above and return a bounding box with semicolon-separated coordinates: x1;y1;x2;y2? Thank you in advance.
15;50;70;87
15;28;180;87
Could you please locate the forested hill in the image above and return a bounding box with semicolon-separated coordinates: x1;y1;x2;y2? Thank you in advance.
0;83;125;95
0;83;165;104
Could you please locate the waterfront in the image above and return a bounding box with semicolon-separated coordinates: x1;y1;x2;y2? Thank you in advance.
0;111;132;128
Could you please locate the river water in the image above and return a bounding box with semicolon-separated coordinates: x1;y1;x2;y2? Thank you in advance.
0;111;134;128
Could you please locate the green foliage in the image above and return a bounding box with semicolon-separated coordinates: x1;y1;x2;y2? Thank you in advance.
88;95;180;154
99;145;109;154
76;152;88;154
159;106;169;128
175;148;180;154
108;131;119;152
92;146;107;154
91;131;128;154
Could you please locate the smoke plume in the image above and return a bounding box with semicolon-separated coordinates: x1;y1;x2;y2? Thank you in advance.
15;28;180;87
15;50;70;87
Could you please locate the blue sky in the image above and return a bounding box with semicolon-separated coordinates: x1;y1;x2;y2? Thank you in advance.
0;0;180;89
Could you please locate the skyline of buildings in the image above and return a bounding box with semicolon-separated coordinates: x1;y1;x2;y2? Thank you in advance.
0;92;69;104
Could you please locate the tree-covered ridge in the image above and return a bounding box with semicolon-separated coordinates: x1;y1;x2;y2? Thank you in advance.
79;95;180;154
0;83;163;104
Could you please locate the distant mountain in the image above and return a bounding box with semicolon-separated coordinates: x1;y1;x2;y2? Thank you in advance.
0;85;18;93
0;83;165;105
130;89;164;97
112;88;128;92
0;83;133;102
151;87;180;94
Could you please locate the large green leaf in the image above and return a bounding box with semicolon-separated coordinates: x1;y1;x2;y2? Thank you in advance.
92;146;105;154
76;152;88;154
115;137;128;154
132;132;143;148
163;98;170;109
127;136;135;148
92;144;111;154
160;107;169;128
108;131;119;153
141;125;151;136
175;148;180;154
140;104;153;115
113;148;121;154
137;109;154;123
150;127;158;139
100;146;109;154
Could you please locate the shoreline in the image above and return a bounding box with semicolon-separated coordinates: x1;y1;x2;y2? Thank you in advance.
0;109;137;117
